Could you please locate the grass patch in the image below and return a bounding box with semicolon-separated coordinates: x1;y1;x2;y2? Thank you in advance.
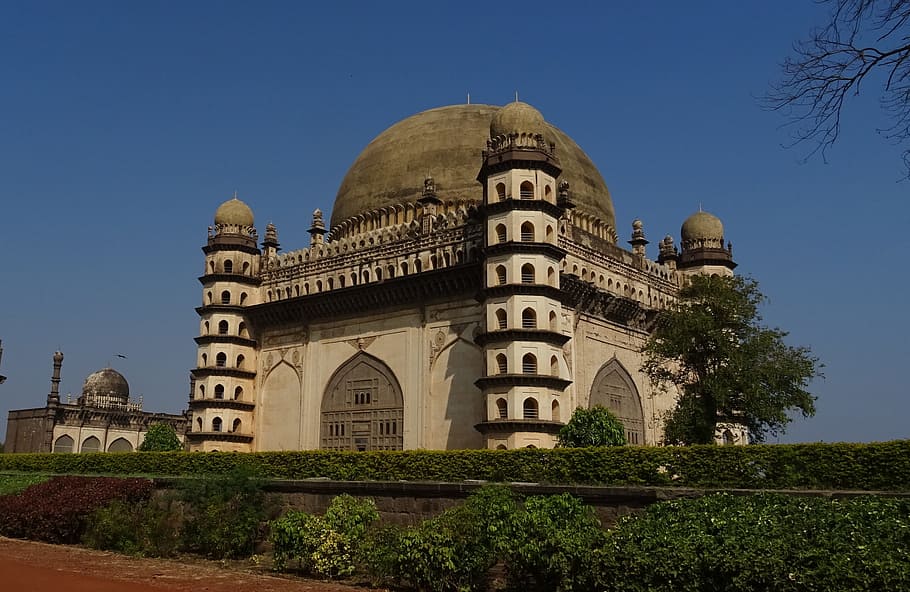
0;472;50;496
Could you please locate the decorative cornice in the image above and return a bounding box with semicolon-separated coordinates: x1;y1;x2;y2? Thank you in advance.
198;273;262;286
196;304;247;315
187;398;256;411
475;374;572;391
185;431;254;443
482;199;565;220
194;335;258;347
474;419;564;435
479;149;562;179
474;329;571;348
483;242;566;260
191;367;257;380
246;264;481;330
478;284;564;302
202;242;260;256
559;274;660;332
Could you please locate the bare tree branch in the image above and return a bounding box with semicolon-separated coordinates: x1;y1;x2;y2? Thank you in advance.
765;0;910;176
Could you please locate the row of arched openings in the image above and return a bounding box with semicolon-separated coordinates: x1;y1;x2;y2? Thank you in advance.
494;397;560;421
208;259;250;275
206;290;248;306
494;308;558;331
196;416;242;433
53;435;134;453
493;181;552;202
494;222;554;243
200;352;246;369
493;264;556;286
494;353;560;376
196;383;243;400
202;320;248;337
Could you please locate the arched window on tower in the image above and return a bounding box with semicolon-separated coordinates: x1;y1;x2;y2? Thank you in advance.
495;224;507;243
522;353;537;374
552;399;560;422
496;397;508;419
216;352;226;367
550;355;559;376
544;184;553;202
201;353;208;367
549;310;558;331
522;308;537;329
221;290;231;305
495;308;508;330
520;222;535;242
495;265;507;285
214;384;224;399
521;263;535;284
232;418;242;433
495;182;506;201
495;353;508;375
523;397;539;419
546;225;554;242
520;181;534;199
212;417;223;432
234;386;243;400
548;266;556;285
218;320;229;335
223;260;233;273
198;384;205;398
236;354;245;369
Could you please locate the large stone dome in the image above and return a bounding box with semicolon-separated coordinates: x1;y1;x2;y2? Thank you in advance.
681;210;724;242
82;367;130;403
214;197;254;227
331;104;615;233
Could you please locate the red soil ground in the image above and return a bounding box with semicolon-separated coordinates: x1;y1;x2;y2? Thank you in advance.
0;537;379;592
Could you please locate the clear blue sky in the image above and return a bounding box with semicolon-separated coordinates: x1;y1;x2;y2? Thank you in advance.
1;1;906;444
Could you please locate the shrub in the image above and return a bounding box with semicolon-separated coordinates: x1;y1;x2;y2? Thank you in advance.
0;476;153;543
82;495;181;557
179;468;269;559
505;493;606;592
392;486;520;592
138;424;182;452
557;406;627;447
597;493;910;592
270;494;379;578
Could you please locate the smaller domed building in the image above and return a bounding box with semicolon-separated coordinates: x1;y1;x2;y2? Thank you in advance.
5;352;188;453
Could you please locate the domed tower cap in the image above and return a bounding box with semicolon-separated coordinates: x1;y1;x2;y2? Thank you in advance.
82;367;130;403
214;196;255;227
490;101;547;139
681;210;724;243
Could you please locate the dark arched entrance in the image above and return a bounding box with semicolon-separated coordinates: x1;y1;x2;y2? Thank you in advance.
321;352;404;451
589;359;645;444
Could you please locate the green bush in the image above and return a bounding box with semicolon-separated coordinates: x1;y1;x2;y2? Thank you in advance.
505;493;606;592
270;494;379;578
82;495;181;557
138;424;183;452
391;486;520;592
1;441;909;490
179;468;269;559
596;493;910;592
557;406;627;447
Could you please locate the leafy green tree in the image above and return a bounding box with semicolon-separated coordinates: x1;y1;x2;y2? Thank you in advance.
642;275;821;444
557;405;627;447
138;423;182;452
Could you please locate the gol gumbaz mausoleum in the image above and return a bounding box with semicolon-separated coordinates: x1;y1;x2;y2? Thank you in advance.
6;101;741;453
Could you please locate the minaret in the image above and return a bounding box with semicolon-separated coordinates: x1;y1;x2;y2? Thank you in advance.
308;209;326;246
474;102;572;449
189;195;259;451
262;222;280;259
42;351;64;452
628;219;649;257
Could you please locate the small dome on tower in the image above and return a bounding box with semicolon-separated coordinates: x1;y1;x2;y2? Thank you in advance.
214;197;254;227
82;367;130;403
681;210;724;242
490;101;547;139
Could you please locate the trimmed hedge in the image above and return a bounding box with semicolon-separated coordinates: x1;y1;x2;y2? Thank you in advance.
1;440;909;490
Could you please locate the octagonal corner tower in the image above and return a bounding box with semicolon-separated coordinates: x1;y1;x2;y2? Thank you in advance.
330;103;616;240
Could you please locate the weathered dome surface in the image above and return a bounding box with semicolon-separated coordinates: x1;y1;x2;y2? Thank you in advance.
82;368;130;402
214;197;254;227
490;101;547;139
331;104;615;231
681;211;724;242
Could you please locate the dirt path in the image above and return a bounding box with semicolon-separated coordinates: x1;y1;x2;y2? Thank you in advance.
0;537;379;592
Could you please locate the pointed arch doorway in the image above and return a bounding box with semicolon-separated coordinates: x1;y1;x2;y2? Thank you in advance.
589;359;645;444
321;352;404;451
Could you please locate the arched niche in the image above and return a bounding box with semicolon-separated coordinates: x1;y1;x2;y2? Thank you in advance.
108;437;133;452
53;434;74;453
589;359;645;444
258;361;301;451
81;435;101;453
321;352;403;451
